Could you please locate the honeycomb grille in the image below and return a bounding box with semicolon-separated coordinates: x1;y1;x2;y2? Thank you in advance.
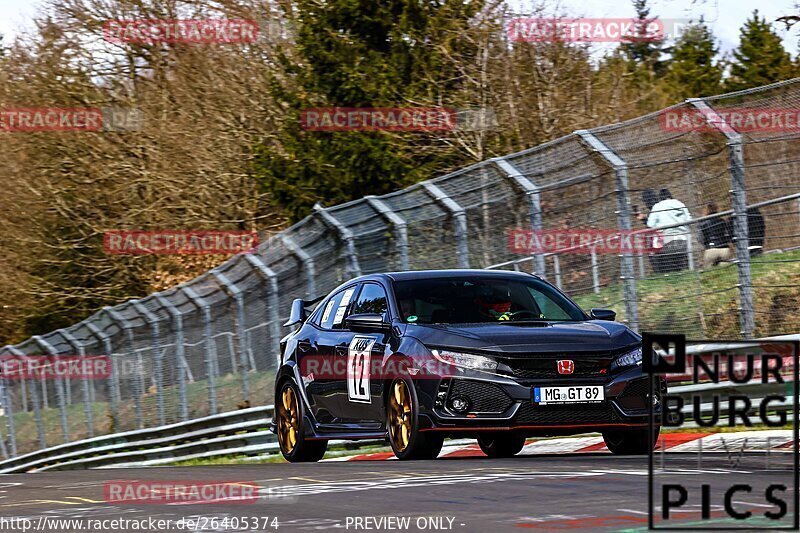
502;356;613;379
617;378;652;411
449;379;513;414
515;402;621;425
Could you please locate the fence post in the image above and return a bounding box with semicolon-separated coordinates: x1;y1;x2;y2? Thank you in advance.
178;289;217;416
132;300;169;427
423;182;470;268
493;157;546;276
0;385;6;459
101;307;137;429
244;254;282;369
7;346;45;449
58;329;94;439
552;255;562;289
576;130;640;332
280;235;317;299
153;294;189;421
32;336;69;444
688;98;755;338
211;271;250;402
0;346;18;457
313;203;362;277
365;196;410;270
85;322;124;430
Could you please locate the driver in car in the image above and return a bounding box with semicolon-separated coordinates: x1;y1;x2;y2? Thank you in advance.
475;287;515;321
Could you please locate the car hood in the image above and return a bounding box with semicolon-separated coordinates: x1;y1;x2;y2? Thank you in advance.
405;320;639;355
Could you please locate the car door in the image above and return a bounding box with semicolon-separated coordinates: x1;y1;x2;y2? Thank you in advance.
301;285;358;425
335;282;391;427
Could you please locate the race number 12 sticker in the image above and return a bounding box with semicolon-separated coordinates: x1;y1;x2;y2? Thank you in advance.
348;336;376;403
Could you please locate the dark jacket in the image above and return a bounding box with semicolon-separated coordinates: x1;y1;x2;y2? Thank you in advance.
699;215;732;249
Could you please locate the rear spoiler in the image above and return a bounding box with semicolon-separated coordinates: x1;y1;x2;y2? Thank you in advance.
283;295;325;327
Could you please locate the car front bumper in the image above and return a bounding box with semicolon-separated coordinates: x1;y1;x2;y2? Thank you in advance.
415;365;664;436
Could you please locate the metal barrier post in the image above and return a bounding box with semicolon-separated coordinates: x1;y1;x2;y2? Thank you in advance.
130;301;167;426
576;130;640;332
688;99;755;338
313;203;362;277
58;329;94;439
365;196;410;270
7;346;45;449
0;394;6;459
280;235;317;298
552;255;562;289
494;157;546;276
423;182;470;268
244;255;282;369
85;322;124;429
178;289;217;416
0;347;18;456
153;294;188;421
32;336;69;443
101;307;138;428
211;271;250;402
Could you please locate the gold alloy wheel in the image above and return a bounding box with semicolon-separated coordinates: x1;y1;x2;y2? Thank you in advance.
388;380;413;452
278;386;300;454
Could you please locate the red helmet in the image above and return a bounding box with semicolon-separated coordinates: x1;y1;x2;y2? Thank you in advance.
475;286;512;316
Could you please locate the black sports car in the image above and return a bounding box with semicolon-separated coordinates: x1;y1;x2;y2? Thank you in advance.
272;269;663;462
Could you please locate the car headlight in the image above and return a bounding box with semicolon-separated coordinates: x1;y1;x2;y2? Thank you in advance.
611;346;642;371
431;349;498;372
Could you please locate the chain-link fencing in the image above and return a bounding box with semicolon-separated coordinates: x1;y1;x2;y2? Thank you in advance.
1;79;800;458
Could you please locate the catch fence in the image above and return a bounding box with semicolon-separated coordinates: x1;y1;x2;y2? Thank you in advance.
2;79;800;457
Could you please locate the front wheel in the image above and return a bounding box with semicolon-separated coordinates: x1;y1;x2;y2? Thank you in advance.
386;378;444;460
276;380;327;462
477;432;527;458
603;426;660;455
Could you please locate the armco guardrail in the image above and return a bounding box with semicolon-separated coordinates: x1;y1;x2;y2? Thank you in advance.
0;405;276;473
0;405;384;473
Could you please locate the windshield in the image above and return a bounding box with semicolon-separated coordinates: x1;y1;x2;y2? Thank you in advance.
393;276;586;324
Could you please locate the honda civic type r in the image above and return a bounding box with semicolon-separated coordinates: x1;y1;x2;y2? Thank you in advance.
271;269;664;462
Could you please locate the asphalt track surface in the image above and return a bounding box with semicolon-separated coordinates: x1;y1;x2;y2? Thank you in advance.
0;451;795;532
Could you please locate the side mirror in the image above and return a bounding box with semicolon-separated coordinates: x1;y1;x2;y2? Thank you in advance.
283;298;307;327
590;308;616;321
345;313;390;332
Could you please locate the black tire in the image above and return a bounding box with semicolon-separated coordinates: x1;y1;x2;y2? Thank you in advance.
477;432;527;458
386;378;444;460
603;426;660;455
276;380;328;462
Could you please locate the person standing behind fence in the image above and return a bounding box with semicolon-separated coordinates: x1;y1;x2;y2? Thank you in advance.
746;206;766;257
698;201;732;268
645;188;691;272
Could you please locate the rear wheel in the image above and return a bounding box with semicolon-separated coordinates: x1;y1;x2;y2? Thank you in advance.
477;432;527;458
387;378;444;460
603;426;660;455
276;380;327;462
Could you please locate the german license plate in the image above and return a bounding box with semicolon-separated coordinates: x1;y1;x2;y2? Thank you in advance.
533;385;604;405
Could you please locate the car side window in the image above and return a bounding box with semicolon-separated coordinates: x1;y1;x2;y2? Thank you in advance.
351;283;389;319
319;286;357;330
